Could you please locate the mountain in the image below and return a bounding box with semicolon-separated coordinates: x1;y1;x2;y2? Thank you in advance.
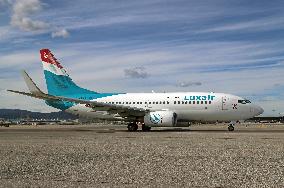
0;109;78;120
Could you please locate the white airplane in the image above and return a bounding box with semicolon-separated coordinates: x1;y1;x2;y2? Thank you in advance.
8;49;264;131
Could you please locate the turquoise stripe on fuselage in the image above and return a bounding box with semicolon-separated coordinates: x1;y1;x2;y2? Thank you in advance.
44;70;121;110
45;93;120;111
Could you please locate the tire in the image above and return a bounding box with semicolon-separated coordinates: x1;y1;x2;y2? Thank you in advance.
142;124;151;131
228;125;234;131
128;123;138;132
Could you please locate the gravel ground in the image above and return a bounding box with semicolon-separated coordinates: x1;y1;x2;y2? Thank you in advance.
0;124;283;187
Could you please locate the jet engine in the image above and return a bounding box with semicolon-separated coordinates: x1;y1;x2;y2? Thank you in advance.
144;111;177;127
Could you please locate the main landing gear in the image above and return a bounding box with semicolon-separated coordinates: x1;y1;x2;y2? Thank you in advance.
127;122;138;132
142;123;151;131
228;121;236;131
127;122;151;132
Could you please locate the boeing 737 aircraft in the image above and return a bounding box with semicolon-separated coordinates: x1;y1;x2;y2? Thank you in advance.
8;49;264;131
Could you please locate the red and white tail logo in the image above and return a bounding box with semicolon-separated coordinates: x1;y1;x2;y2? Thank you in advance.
40;49;68;76
40;49;64;69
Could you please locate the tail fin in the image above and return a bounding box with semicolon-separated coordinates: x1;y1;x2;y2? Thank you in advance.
40;49;96;96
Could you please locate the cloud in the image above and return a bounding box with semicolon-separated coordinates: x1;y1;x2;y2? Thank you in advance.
176;81;202;87
0;0;8;5
198;16;284;34
0;50;39;70
51;28;70;38
0;0;12;5
124;66;149;79
10;0;49;32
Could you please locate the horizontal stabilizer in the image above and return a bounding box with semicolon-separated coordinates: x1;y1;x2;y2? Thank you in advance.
7;89;58;101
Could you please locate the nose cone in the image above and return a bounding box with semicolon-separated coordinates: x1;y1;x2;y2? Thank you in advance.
254;105;264;116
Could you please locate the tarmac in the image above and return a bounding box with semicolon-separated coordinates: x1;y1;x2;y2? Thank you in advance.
0;123;283;187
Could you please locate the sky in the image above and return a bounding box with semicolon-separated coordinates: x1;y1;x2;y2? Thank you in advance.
0;0;284;116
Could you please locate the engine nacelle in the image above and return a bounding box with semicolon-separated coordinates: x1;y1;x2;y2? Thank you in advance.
144;111;177;127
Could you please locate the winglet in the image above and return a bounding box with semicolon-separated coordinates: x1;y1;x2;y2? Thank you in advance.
21;70;45;95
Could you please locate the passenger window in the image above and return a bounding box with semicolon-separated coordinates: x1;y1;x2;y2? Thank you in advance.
197;101;200;104
205;101;207;104
167;101;169;104
119;102;121;104
178;101;180;104
163;101;166;104
189;101;191;104
149;102;151;104
182;101;184;104
126;102;128;104
185;101;187;104
193;101;195;104
174;101;176;104
209;101;212;104
201;101;203;104
133;102;135;104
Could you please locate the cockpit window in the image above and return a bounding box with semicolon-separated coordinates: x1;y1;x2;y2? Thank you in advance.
245;100;251;103
238;100;246;104
238;99;251;104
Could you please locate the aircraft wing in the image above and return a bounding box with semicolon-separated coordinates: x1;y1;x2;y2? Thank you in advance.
8;89;147;117
7;71;147;118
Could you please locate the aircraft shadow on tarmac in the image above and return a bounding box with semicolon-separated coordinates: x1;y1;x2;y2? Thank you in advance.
94;129;234;133
95;128;284;133
1;127;284;134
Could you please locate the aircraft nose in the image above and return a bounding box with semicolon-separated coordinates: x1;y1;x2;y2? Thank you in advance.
255;105;264;116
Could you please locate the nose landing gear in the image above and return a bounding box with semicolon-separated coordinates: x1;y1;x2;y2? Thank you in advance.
228;125;234;131
228;121;236;131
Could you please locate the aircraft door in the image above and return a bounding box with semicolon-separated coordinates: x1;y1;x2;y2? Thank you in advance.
145;100;152;109
222;96;229;110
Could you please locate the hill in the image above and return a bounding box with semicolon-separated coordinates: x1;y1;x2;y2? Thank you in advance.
0;109;78;120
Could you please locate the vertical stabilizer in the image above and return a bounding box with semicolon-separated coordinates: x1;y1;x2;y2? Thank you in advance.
40;49;96;96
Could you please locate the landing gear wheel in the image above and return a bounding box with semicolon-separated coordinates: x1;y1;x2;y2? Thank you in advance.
142;124;151;131
228;125;234;131
127;123;138;132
